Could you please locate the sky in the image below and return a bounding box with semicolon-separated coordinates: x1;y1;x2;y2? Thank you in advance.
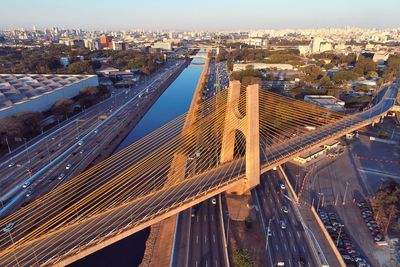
1;0;400;31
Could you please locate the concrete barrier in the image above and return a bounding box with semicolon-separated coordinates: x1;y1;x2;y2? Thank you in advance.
310;206;346;267
278;165;299;203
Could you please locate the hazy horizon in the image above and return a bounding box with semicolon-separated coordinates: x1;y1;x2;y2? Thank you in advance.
1;0;400;31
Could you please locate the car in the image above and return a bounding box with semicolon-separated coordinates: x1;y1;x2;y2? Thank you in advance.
58;173;65;180
267;227;272;236
281;206;289;213
78;140;84;146
65;164;72;170
94;129;98;134
280;220;287;229
80;150;84;154
22;181;31;188
25;188;34;197
191;206;198;217
279;182;286;190
3;222;14;232
374;234;384;242
211;197;217;205
8;162;15;167
48;176;56;182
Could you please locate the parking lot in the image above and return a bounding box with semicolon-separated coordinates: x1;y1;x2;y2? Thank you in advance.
318;207;371;266
285;132;399;266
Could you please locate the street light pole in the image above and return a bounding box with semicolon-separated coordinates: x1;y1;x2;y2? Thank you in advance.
266;218;272;252
343;181;349;205
336;225;343;246
3;224;21;267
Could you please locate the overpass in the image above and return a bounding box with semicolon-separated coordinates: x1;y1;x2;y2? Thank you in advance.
0;80;398;266
189;54;209;59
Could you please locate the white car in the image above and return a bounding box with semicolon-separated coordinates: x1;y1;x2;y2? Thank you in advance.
281;206;289;213
78;140;84;146
211;197;217;205
65;164;72;170
267;228;272;236
280;220;287;229
279;182;286;190
8;162;15;167
22;181;31;188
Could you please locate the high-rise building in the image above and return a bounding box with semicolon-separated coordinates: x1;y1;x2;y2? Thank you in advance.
310;37;322;53
100;35;113;48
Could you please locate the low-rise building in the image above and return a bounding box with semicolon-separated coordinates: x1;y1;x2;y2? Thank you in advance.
304;95;345;112
152;42;172;51
0;74;98;117
233;63;294;71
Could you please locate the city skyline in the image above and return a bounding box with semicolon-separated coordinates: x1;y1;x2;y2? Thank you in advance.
2;0;400;30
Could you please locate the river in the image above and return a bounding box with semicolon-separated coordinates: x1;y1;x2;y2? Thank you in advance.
70;55;205;267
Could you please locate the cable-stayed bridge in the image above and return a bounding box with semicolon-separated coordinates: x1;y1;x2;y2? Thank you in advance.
0;79;398;266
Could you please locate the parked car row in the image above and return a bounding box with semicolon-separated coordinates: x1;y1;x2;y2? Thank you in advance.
318;209;370;267
356;200;384;243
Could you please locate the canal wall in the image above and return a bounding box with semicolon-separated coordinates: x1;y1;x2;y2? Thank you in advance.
140;56;210;267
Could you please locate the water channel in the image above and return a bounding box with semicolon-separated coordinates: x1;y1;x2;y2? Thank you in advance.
70;55;205;267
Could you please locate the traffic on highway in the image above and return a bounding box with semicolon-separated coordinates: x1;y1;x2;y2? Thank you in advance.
0;59;186;218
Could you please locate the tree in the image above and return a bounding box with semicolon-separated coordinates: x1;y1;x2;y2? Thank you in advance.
332;70;360;84
319;76;333;87
67;61;95;74
233;249;253;267
323;63;334;70
367;71;378;79
302;65;324;83
354;55;377;75
51;98;74;118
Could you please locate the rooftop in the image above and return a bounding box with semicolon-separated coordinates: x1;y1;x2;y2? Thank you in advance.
0;74;95;110
304;95;345;112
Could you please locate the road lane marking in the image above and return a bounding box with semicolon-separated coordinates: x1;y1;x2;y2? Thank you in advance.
284;244;288;251
213;234;216;243
195;261;198;267
275;244;279;251
211;215;214;221
196;235;199;244
297;231;301;238
280;231;284;238
204;215;207;222
204;235;207;243
302;245;306;253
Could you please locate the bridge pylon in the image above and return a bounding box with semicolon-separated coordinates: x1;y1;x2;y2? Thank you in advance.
220;80;260;195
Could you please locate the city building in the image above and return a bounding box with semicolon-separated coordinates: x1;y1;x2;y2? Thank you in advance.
112;41;127;51
0;74;98;117
293;140;340;164
372;52;390;65
233;63;294;71
100;35;113;48
151;42;172;51
304;95;345;112
310;37;322;53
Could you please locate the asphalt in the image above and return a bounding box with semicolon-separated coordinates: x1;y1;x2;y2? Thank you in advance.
0;75;397;265
253;171;318;267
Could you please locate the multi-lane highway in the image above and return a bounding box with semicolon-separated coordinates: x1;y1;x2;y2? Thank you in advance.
172;196;227;267
0;59;187;218
0;76;397;265
254;171;318;267
172;57;229;267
